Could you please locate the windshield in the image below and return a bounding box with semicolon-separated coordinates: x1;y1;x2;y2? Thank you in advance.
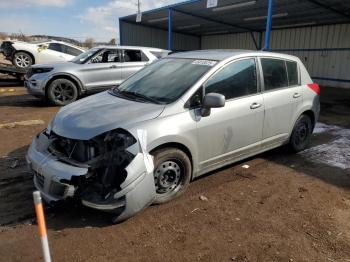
71;48;100;64
112;58;216;104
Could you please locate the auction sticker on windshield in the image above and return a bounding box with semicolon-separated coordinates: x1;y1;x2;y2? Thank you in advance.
191;60;217;66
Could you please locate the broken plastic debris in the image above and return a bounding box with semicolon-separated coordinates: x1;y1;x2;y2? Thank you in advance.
199;195;208;201
242;164;250;169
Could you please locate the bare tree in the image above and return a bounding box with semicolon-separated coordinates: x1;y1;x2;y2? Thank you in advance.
0;32;8;40
84;37;95;48
108;38;116;45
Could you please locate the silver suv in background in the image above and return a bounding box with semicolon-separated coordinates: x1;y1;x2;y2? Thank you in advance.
24;46;169;105
26;50;320;222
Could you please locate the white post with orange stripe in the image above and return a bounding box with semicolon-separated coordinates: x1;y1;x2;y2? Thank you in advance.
33;191;52;262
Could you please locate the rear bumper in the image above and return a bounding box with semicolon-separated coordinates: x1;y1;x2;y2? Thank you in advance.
26;131;155;222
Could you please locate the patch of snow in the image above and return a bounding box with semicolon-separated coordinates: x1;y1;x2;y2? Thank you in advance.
299;123;350;170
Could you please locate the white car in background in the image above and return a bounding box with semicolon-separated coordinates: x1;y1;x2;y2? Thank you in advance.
0;40;85;68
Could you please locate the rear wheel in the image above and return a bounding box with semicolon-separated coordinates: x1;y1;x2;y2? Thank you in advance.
13;52;33;68
152;148;191;204
289;114;312;152
47;78;78;106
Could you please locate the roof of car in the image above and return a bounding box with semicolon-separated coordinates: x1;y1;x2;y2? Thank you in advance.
94;45;169;52
168;49;298;62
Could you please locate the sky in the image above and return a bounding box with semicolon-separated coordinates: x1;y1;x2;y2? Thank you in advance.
0;0;184;42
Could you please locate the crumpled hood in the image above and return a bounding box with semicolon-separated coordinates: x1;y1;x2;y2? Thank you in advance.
52;91;165;140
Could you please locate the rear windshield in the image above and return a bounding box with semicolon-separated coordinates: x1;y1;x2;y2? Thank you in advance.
114;58;216;104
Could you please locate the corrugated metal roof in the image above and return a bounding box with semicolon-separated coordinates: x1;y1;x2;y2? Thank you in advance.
120;0;350;36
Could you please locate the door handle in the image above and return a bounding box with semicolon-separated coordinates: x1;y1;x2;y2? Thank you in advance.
293;93;301;98
250;102;262;109
110;65;117;69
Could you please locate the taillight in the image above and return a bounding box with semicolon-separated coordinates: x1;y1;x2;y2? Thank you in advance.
307;83;320;95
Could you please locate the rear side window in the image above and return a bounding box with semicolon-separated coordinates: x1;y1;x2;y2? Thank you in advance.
123;50;148;62
48;43;63;52
62;45;83;56
286;61;299;86
205;58;257;100
261;58;288;90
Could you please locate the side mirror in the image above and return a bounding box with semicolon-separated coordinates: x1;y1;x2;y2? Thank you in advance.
201;93;225;117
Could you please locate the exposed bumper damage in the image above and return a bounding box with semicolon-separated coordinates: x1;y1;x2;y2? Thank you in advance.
0;41;15;61
26;129;155;222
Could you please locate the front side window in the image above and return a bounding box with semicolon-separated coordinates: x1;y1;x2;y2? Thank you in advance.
261;58;288;90
71;48;100;64
286;61;299;86
48;43;63;52
91;49;121;63
205;58;257;100
113;58;214;104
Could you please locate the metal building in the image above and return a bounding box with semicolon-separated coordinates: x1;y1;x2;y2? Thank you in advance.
119;0;350;88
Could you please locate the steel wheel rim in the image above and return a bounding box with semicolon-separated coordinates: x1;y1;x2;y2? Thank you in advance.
154;160;183;195
15;54;30;68
295;121;309;145
52;82;75;103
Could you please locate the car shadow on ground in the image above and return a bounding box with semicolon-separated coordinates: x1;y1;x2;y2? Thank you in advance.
0;145;115;228
0;94;52;108
0;79;23;87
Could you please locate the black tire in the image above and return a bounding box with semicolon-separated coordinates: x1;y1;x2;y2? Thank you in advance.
47;78;78;106
13;51;33;68
152;148;191;204
289;114;313;152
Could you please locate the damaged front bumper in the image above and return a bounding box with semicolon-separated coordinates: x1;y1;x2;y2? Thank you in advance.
26;131;155;222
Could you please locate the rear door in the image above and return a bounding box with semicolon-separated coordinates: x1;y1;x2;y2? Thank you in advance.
78;49;123;90
196;58;264;171
259;57;302;148
36;43;67;63
121;49;149;80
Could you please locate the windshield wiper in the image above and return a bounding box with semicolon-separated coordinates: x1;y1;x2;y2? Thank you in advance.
113;87;162;104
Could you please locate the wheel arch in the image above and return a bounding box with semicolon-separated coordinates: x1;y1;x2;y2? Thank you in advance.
302;110;316;129
149;142;194;179
45;74;84;97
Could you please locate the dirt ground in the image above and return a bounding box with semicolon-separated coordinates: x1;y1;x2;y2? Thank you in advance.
0;78;349;262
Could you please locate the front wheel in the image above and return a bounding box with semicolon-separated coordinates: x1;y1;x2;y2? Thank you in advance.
289;114;313;152
152;148;191;204
47;78;78;106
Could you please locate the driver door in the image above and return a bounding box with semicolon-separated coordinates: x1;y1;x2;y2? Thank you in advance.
196;58;264;172
78;49;123;91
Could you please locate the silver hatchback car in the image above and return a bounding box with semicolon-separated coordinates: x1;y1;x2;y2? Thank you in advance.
24;45;169;105
26;50;320;222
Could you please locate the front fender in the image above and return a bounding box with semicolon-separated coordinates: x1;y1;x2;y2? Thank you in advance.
46;73;84;93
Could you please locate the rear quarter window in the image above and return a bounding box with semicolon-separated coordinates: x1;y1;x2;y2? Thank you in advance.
286;61;299;86
261;58;288;90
